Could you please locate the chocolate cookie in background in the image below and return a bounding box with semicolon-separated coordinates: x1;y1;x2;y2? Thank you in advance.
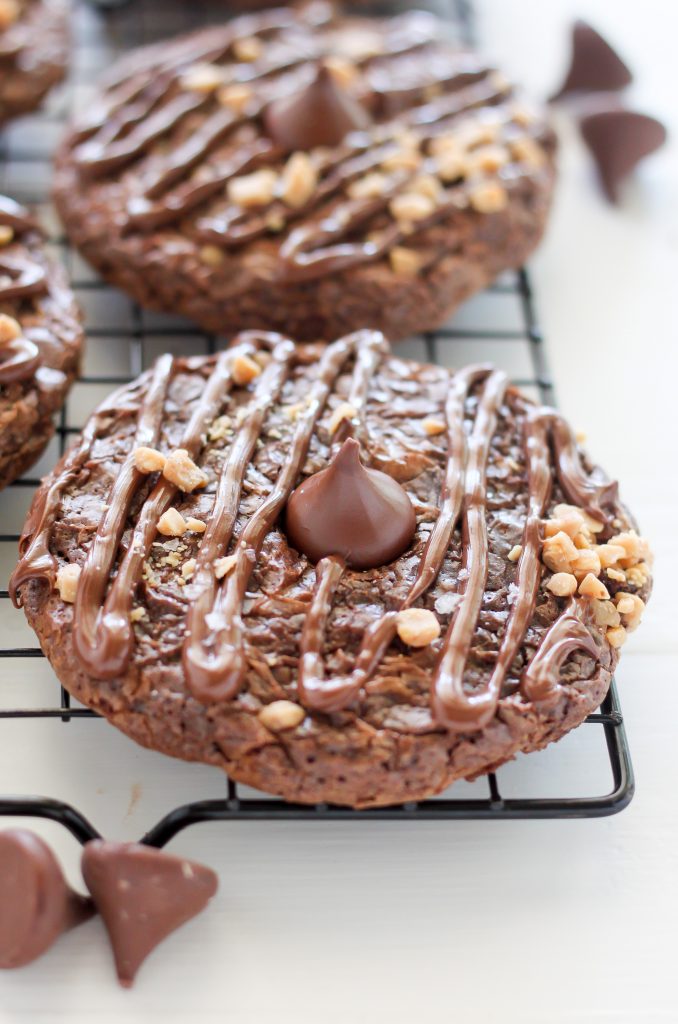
11;331;652;809
0;0;69;126
53;3;556;341
0;195;83;491
0;830;93;970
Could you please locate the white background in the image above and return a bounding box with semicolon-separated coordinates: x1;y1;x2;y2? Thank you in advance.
1;1;678;1021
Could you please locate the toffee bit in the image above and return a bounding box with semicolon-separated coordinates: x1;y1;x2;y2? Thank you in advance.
258;700;305;731
162;449;207;492
157;508;187;537
232;353;262;386
396;608;441;647
214;555;237;579
56;563;81;603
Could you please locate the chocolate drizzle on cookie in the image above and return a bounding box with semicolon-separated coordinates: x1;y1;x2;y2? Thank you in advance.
0;195;49;386
64;4;555;284
521;605;601;703
11;331;621;733
0;334;41;384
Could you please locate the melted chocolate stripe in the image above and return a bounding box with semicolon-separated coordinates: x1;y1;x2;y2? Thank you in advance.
279;198;398;281
432;369;508;730
186;329;389;704
298;556;347;706
0;255;48;301
9;375;154;605
408;75;508;130
143;107;243;201
183;334;298;697
0;337;41;385
548;412;618;520
444;409;553;729
194;143;398;249
521;607;601;702
0;197;51;383
75;93;210;178
126;141;276;233
486;413;552;685
72;74;178;152
71;76;166;142
75;347;244;680
406;365;493;607
0;195;43;235
299;555;400;711
330;319;386;450
72;355;175;676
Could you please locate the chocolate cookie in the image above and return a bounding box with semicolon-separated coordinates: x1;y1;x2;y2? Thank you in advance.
0;0;69;126
0;195;83;491
53;4;555;341
10;331;651;808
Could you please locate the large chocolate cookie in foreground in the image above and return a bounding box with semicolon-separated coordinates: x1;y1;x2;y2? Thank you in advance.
54;4;555;341
11;331;651;808
0;0;69;125
0;195;83;490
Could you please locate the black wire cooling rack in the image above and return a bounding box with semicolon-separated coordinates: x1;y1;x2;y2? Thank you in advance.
0;0;634;848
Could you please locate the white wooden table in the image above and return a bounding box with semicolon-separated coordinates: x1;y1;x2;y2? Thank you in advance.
1;1;676;1020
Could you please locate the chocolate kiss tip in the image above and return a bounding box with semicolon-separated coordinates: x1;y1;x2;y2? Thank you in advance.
263;61;371;152
549;20;632;102
81;840;218;988
0;829;94;970
580;109;667;203
285;437;416;570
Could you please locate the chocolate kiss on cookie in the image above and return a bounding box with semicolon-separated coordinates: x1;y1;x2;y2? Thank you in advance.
263;62;371;150
550;20;632;101
0;830;94;969
286;437;416;569
580;110;667;202
81;840;218;988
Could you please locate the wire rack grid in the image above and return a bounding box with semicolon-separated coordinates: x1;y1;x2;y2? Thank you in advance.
0;0;633;849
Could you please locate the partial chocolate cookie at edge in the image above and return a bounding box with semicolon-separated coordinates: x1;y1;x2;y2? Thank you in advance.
0;195;83;490
0;0;69;126
11;332;651;808
53;4;556;341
